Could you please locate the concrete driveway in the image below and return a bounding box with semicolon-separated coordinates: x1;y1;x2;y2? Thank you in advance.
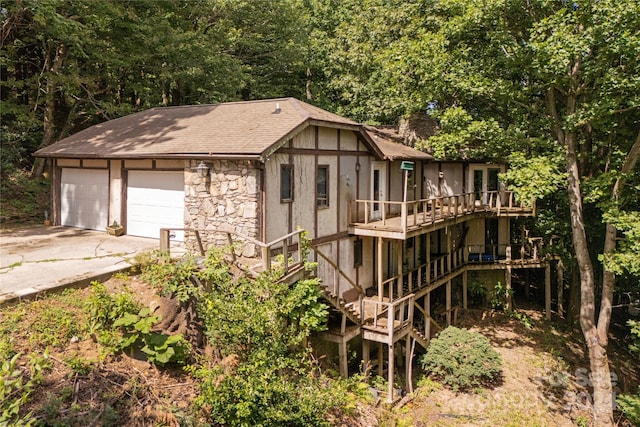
0;226;157;303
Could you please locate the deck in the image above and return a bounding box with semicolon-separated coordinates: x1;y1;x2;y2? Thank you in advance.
348;191;535;239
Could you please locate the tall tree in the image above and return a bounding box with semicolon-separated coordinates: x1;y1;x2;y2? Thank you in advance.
1;0;311;176
313;0;640;424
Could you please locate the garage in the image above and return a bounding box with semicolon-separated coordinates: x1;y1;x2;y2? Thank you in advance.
60;168;109;231
126;171;185;240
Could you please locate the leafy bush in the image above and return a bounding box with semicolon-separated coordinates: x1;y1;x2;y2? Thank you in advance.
191;246;354;426
617;388;640;426
1;351;51;426
420;326;502;391
85;282;188;365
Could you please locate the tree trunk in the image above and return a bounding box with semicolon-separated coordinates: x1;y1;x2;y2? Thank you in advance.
547;81;615;425
566;130;613;426
32;42;65;178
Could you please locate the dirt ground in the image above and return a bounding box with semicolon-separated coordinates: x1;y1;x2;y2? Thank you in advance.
3;275;638;426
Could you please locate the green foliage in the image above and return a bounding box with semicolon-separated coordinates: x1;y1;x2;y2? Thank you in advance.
139;252;200;303
86;282;188;365
467;280;487;307
507;310;535;330
617;387;640;426
628;320;640;355
600;211;640;276
0;169;50;225
489;281;513;311
189;243;360;425
1;351;51;426
86;281;139;331
501;152;566;203
420;326;502;392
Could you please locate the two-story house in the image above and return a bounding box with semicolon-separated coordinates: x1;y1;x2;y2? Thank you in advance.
36;97;558;401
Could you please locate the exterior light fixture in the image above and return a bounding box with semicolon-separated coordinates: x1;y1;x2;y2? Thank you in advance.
195;161;210;178
355;162;361;173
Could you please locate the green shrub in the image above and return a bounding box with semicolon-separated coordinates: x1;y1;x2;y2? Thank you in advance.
617;387;640;426
420;326;502;391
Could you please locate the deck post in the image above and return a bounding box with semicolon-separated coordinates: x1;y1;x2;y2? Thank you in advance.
462;270;468;309
363;340;370;371
378;237;384;301
397;240;403;299
425;292;431;340
378;343;383;377
338;340;348;378
426;234;431;284
506;246;512;311
506;265;513;311
405;335;412;393
557;259;564;317
388;343;395;403
545;264;552;320
446;280;452;326
159;228;170;255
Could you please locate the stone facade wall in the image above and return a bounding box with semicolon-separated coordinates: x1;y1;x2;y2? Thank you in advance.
184;160;261;257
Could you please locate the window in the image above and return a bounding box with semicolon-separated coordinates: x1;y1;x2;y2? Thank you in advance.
317;165;329;208
354;238;363;268
281;164;293;202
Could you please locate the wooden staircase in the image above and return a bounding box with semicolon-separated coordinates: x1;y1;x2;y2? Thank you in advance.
320;287;362;325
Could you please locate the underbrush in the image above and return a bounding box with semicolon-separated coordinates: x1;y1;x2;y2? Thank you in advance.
0;169;50;226
0;244;372;425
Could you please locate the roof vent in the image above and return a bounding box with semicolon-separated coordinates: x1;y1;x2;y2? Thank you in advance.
274;102;281;114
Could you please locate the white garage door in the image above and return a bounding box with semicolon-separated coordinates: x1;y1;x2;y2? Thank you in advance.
61;168;109;231
127;171;185;240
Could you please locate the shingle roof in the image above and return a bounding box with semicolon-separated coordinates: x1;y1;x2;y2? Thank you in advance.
35;98;360;160
363;126;433;161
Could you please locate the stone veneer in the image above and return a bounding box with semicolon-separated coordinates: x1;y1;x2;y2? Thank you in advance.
184;160;261;257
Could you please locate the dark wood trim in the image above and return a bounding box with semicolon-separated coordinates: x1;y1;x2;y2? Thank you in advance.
336;128;341;233
279;148;375;157
311;231;349;246
52;163;61;226
122;167;128;233
260;163;266;243
314;126;319;239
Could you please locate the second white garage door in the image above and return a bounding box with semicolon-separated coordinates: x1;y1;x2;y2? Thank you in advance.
127;171;185;240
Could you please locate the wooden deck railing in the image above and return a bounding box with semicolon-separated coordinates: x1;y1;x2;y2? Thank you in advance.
361;293;415;342
159;228;305;277
348;191;535;233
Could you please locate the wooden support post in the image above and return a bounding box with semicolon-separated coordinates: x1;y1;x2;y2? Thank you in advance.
363;340;370;371
160;228;170;255
462;270;468;309
425;293;431;341
545;264;552;320
405;335;412;394
446;280;452;326
506;265;513;311
378;237;384;301
388;343;395;403
557;260;564;318
378;343;383;377
426;234;431;284
397;240;403;299
262;246;271;271
446;227;452;273
338;340;348;378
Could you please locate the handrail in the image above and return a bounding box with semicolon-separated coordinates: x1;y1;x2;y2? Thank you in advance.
159;227;305;276
349;191;536;231
361;294;415;342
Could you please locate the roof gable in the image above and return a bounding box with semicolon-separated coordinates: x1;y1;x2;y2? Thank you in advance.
35;98;360;160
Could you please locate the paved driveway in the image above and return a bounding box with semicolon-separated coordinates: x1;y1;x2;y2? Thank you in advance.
0;226;157;303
